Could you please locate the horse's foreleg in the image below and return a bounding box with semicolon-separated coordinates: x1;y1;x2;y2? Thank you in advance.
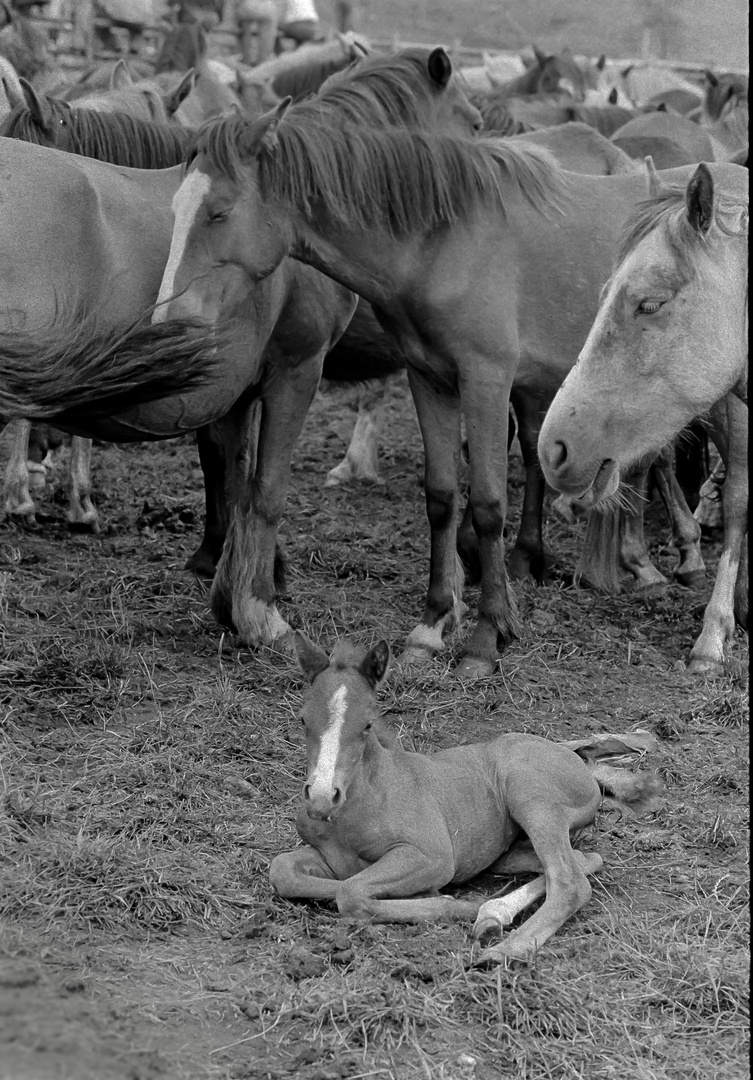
324;383;386;488
651;445;704;586
401;369;464;666
618;463;668;588
688;394;747;674
3;419;38;522
269;846;340;900
456;365;519;678
508;388;549;583
188;398;257;580
66;437;99;533
213;360;323;646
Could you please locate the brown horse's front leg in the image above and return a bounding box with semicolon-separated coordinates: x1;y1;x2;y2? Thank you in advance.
508;388;550;583
456;364;520;678
400;368;465;667
213;356;324;646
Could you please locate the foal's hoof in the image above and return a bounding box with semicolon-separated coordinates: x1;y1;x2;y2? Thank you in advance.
472;916;503;949
455;655;495;680
472;942;531;968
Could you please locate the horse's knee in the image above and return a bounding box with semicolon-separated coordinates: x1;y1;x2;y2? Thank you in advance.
470;497;504;540
268;853;299;896
335;883;375;920
425;486;456;531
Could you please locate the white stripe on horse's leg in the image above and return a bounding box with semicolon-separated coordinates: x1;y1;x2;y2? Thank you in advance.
324;393;383;487
473;851;604;956
688;394;746;674
3;419;37;520
66;437;99;532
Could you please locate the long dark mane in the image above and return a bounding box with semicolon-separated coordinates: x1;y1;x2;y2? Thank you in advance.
189;50;564;236
197;111;562;235
0;95;190;167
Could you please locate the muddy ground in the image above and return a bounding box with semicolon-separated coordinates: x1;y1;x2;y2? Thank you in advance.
0;374;748;1080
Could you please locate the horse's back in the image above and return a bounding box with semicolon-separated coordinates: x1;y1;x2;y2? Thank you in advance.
0;138;178;325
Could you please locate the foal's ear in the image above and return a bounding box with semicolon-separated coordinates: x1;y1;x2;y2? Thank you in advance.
596;54;606;71
704;69;718;88
359;640;390;689
294;632;330;682
532;45;548;68
427;47;452;89
110;58;134;90
2;74;25;111
608;86;618;105
686;162;714;234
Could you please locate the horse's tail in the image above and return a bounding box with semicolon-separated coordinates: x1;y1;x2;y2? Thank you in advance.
575;506;622;592
589;761;663;815
0;306;222;423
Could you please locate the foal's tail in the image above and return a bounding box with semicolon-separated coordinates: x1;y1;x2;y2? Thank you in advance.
0;304;223;424
589;762;663;816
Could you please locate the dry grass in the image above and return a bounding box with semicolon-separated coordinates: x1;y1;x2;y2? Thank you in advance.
0;371;748;1080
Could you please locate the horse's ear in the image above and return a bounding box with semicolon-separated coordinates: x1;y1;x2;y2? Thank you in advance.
110;58;133;90
644;156;662;197
596;53;606;71
259;95;291;151
350;38;370;58
621;64;633;78
427;47;452;88
359;641;390;689
532;45;548;68
705;69;718;88
656;101;667;112
686;163;714;234
294;632;330;682
608;86;618;105
164;68;197;115
19;77;50;128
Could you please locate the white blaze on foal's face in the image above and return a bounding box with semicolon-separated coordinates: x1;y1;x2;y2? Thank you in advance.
307;684;348;802
153;168;211;323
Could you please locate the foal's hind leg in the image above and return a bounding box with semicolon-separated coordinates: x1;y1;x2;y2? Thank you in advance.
3;420;38;522
651;445;704;586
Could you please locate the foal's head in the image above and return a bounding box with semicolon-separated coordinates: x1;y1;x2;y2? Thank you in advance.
295;634;392;821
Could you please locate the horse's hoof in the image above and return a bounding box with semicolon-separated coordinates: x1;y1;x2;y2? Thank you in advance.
67;519;100;535
6;512;40;530
687;656;724;677
675;569;706;588
396;645;436;670
455;655;495;680
185;550;217;579
472;916;503;948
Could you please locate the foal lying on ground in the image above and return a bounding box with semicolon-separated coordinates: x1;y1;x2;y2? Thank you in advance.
270;635;661;962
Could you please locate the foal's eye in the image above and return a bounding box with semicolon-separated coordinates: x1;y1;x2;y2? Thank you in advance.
636;299;665;315
363;723;372;733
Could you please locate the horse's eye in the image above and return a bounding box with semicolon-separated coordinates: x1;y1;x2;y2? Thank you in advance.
637;299;665;315
364;723;372;733
207;210;229;224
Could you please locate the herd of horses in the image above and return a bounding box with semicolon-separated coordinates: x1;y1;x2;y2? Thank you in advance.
0;19;748;955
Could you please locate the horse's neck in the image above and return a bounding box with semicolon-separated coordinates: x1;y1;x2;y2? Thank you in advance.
291;218;421;309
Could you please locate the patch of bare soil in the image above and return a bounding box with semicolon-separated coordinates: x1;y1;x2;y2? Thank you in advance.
0;375;748;1080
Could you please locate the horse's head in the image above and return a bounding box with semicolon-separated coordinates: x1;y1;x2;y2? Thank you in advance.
538;162;749;502
153;100;293;326
0;76;71;147
295;633;392;821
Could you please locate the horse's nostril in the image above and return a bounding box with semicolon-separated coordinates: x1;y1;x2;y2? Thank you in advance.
332;788;342;805
304;783;312;801
552;439;569;471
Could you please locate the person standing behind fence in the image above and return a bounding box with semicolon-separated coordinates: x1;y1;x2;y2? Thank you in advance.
234;0;320;66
